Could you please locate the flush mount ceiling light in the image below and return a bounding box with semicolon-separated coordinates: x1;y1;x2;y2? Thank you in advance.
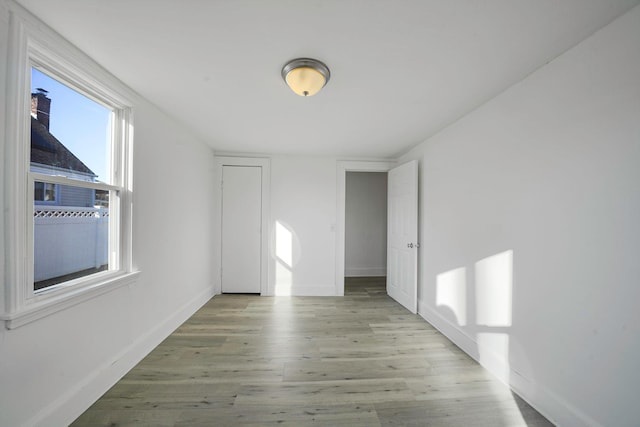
281;58;330;97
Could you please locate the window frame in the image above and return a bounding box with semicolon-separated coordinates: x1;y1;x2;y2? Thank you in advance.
33;181;58;204
2;4;138;329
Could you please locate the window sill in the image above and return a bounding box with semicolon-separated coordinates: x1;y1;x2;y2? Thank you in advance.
1;271;140;329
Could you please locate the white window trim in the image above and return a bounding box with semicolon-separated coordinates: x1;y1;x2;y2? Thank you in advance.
2;2;137;329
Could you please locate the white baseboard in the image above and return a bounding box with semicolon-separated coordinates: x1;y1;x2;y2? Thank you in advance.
418;299;480;360
29;285;216;427
417;300;601;427
345;267;386;277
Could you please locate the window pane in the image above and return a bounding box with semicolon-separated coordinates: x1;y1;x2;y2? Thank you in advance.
33;188;110;291
30;67;112;184
94;189;109;208
34;181;56;202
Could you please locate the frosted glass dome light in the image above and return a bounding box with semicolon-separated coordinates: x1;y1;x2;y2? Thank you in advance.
281;58;330;97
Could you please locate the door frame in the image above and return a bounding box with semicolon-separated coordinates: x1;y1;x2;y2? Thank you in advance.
215;156;270;295
335;160;395;296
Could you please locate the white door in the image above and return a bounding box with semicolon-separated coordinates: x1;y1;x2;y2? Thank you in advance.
387;160;418;313
221;166;262;293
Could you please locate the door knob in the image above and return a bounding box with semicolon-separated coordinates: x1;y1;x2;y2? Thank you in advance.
407;243;414;248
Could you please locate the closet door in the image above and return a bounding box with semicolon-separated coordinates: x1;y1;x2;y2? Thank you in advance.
221;165;261;293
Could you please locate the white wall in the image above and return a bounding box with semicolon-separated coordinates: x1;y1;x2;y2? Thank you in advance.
399;5;640;426
0;3;216;426
269;156;337;296
345;172;387;277
214;156;392;297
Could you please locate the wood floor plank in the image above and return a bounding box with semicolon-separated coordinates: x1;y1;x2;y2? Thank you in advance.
282;358;431;382
234;378;415;406
375;395;554;427
174;403;381;427
71;278;553;426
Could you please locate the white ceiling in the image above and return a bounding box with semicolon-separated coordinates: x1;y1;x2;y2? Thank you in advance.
16;0;640;158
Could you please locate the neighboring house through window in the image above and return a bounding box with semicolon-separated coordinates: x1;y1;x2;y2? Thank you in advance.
29;77;109;290
30;87;99;208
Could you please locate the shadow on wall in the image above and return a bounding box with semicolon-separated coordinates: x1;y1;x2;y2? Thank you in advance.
436;250;538;425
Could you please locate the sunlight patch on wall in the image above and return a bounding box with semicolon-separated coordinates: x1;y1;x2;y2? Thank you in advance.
275;260;292;296
274;220;293;295
475;250;513;327
477;332;511;383
436;267;467;326
276;221;292;268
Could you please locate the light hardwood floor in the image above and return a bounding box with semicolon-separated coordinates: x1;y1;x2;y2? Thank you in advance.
72;277;553;426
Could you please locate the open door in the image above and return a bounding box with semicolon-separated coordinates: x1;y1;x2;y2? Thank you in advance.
387;160;418;313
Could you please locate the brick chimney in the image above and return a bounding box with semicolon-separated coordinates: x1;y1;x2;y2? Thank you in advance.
31;88;51;130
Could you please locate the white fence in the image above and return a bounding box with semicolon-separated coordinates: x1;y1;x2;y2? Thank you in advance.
34;206;109;282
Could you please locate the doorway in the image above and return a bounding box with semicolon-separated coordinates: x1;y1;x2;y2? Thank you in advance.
335;160;395;296
336;160;418;313
344;172;388;295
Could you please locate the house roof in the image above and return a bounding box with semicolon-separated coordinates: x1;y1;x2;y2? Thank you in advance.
30;116;96;177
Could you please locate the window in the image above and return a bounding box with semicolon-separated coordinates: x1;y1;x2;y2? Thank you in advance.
30;68;113;291
34;181;57;203
2;8;137;328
